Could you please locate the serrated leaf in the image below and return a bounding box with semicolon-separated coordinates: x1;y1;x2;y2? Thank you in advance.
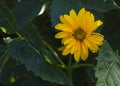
80;0;120;12
99;40;113;54
0;3;17;33
95;40;120;86
15;22;71;85
19;22;58;63
8;23;70;84
13;0;46;29
50;0;83;26
21;75;58;86
7;39;71;85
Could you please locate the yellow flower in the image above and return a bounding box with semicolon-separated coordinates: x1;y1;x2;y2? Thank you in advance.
55;8;104;62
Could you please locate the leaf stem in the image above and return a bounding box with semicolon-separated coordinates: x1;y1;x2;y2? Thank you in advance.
0;50;10;71
42;40;67;69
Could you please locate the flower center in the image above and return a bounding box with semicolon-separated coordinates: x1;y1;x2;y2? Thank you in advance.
74;29;85;40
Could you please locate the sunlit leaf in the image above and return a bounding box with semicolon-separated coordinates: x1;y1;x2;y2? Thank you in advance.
95;41;120;86
0;27;6;33
114;0;120;6
9;76;16;83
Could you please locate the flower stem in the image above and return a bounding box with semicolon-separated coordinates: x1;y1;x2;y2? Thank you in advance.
72;63;94;69
67;55;73;81
42;40;67;68
65;55;74;86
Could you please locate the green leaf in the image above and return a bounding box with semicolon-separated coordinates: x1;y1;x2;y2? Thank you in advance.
0;27;6;33
0;45;9;72
19;23;51;58
0;2;17;33
19;22;58;64
80;0;120;12
7;39;71;85
114;0;120;6
95;40;120;86
50;0;83;26
9;22;71;85
13;0;46;29
0;45;6;56
98;40;113;53
0;51;10;72
20;75;58;86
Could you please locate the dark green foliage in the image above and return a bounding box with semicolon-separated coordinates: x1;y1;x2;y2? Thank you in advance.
0;2;17;33
80;0;119;12
0;0;120;86
6;22;72;85
1;57;58;86
50;0;83;26
7;39;71;85
13;0;46;29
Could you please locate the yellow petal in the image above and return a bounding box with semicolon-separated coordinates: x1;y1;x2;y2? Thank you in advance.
62;36;71;44
55;23;74;32
82;11;91;30
60;15;71;27
55;32;69;38
81;42;88;61
84;38;99;53
70;40;79;54
66;39;76;49
58;46;65;51
78;8;96;31
78;8;85;18
74;51;80;62
69;9;78;27
70;9;77;18
86;33;104;46
84;33;104;53
84;12;95;31
89;13;94;24
63;14;77;29
62;48;70;55
74;42;81;62
86;20;103;33
63;37;74;45
78;8;86;29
